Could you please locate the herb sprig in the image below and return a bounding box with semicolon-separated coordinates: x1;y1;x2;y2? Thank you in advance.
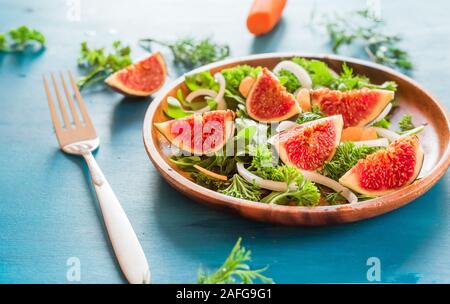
320;9;412;70
198;238;273;284
322;142;381;181
282;58;397;92
77;40;132;89
139;37;229;70
398;114;416;132
0;26;45;52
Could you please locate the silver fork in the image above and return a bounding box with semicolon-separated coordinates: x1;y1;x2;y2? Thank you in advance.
43;71;150;284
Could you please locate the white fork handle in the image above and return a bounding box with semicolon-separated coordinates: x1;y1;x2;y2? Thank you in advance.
82;151;150;284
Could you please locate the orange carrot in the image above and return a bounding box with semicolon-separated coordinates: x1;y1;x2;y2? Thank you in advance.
239;76;255;97
296;88;311;111
360;128;378;141
247;0;287;36
341;127;378;142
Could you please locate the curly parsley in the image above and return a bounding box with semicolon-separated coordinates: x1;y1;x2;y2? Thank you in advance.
0;26;45;52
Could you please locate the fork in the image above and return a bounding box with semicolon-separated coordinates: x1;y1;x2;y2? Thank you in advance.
43;71;150;284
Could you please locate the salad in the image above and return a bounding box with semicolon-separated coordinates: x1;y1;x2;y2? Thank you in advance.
153;57;425;206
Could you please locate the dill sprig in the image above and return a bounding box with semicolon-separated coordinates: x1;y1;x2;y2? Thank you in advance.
319;9;412;70
198;238;273;284
139;37;229;70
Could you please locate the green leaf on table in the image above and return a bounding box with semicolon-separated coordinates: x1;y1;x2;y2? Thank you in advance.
0;26;45;52
197;237;273;284
77;40;132;89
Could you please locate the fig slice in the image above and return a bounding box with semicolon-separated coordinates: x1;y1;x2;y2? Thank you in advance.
270;115;344;171
339;135;424;196
299;88;394;127
105;51;166;97
154;110;235;155
246;68;301;122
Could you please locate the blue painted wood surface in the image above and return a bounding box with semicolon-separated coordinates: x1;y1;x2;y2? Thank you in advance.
0;0;449;283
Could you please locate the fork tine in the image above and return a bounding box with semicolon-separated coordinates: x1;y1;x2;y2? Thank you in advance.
43;75;63;133
60;71;81;127
51;73;72;129
67;70;93;127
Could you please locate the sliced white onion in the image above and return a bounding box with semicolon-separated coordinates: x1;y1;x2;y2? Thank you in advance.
214;72;227;110
373;127;401;141
237;163;292;192
352;138;389;148
368;103;393;126
299;170;358;204
186;89;217;102
236;163;358;204
276;121;299;133
273;60;313;89
400;125;425;137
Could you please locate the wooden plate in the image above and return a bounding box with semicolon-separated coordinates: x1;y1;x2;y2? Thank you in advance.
142;53;450;226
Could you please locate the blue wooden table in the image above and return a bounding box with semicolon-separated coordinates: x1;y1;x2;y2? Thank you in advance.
0;0;449;284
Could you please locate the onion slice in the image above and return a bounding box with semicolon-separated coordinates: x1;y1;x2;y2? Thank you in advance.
400;125;425;137
214;72;227;110
352;138;389;147
273;60;313;89
237;163;291;192
275;121;299;133
373;127;401;141
368;103;393;126
236;163;358;204
299;170;359;204
186;89;217;102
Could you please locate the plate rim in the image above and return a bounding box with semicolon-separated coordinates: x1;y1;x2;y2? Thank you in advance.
142;52;450;224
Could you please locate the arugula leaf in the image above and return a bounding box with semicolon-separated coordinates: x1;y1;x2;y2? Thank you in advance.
261;166;320;206
398;114;415;132
296;109;324;125
218;174;261;201
198;238;273;284
139;37;229;70
184;70;219;92
235;126;257;142
322;142;381;181
164;96;192;119
0;26;45;52
77;40;132;89
372;117;391;129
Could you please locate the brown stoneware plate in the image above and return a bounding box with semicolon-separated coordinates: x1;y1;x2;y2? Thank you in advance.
143;53;450;226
